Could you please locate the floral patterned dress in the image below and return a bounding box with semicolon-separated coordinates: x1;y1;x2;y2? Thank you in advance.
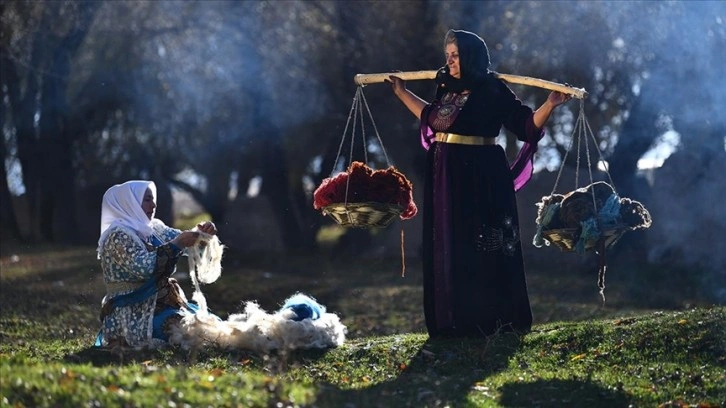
96;219;192;347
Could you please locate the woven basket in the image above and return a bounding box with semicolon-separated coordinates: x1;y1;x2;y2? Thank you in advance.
323;202;403;228
541;223;630;252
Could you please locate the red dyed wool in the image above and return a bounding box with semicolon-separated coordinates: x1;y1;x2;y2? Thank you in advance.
313;162;418;220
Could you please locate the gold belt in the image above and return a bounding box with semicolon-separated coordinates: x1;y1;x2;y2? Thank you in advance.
434;132;497;145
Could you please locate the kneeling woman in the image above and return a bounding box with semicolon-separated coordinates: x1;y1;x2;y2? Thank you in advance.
95;180;217;348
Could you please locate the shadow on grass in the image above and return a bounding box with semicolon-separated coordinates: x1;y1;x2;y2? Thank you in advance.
498;378;630;407
65;346;160;366
307;336;632;407
64;344;259;368
312;334;521;407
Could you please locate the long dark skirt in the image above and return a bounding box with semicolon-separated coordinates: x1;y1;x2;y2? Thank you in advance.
422;142;532;337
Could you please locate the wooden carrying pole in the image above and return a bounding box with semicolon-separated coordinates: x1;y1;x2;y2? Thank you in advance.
354;70;588;99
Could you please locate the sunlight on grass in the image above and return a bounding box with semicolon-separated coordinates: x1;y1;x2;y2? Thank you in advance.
1;245;724;407
0;356;315;407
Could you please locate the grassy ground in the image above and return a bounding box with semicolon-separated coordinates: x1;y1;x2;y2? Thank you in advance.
0;242;723;407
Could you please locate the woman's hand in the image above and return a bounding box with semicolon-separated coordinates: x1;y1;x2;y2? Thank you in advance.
172;231;201;248
386;75;407;97
196;221;217;235
548;91;572;107
534;91;573;128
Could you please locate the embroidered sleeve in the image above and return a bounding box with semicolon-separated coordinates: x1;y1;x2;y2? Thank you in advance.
419;104;436;151
151;220;185;259
157;223;182;243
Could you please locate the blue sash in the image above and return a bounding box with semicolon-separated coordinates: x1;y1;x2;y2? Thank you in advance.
94;284;206;346
151;302;201;340
94;278;157;346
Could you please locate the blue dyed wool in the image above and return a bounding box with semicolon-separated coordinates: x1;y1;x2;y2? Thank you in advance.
279;293;326;321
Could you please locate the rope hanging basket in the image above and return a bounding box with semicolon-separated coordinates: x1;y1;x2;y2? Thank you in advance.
313;86;418;229
322;202;404;229
530;98;653;302
535;182;652;254
314;161;417;229
541;224;627;253
532;99;653;256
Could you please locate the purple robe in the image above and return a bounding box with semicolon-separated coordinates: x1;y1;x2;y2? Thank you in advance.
417;80;543;337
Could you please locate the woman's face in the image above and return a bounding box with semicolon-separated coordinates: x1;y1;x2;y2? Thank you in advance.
141;187;156;220
445;43;461;79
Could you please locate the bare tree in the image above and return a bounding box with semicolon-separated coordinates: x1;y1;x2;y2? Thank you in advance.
2;1;100;242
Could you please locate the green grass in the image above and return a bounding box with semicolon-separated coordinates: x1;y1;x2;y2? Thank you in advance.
1;244;724;407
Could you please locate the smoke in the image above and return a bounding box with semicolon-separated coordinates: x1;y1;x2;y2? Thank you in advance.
471;1;726;296
599;1;726;299
629;2;725;132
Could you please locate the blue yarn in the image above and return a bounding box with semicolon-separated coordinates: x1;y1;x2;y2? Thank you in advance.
533;202;561;247
279;293;325;321
574;194;622;254
598;194;621;227
541;202;561;226
575;218;601;254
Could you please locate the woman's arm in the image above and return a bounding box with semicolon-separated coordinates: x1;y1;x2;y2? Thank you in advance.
154;219;216;242
153;219;208;248
533;91;572;129
388;75;427;119
103;225;197;282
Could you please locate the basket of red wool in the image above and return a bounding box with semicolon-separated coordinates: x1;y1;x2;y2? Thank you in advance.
313;161;418;228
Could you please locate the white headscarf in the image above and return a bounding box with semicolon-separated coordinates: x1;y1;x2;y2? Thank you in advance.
98;180;157;254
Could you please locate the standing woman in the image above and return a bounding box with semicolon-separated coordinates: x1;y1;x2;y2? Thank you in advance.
95;180;217;348
388;29;571;337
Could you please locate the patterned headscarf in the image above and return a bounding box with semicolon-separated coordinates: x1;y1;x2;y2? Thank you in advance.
98;180;157;253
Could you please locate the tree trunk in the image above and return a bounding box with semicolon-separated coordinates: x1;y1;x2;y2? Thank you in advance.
36;59;74;241
0;55;20;242
34;2;99;243
154;178;175;228
167;174;228;226
3;2;99;243
603;90;659;260
260;135;317;251
607;96;658;198
0;117;21;242
198;156;233;224
2;49;42;242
